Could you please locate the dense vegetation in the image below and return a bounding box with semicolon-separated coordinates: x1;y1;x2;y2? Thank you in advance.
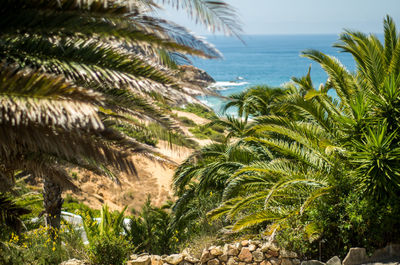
174;16;400;259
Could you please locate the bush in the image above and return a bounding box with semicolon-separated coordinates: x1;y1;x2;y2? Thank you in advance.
88;235;131;265
178;104;218;120
0;224;86;265
189;125;225;143
177;116;196;127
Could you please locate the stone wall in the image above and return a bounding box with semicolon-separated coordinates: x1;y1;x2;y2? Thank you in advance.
127;240;299;265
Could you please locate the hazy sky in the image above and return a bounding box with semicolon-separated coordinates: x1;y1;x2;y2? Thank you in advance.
160;0;400;35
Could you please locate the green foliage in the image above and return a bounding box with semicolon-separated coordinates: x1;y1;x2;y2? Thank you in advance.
116;123;159;147
189;125;225;142
178;104;218;120
125;198;178;255
88;234;131;265
177;116;197;127
0;224;85;265
148;123;199;148
0;193;31;237
81;204;132;264
173;16;400;258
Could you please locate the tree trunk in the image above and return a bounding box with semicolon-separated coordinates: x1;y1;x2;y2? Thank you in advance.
43;176;63;236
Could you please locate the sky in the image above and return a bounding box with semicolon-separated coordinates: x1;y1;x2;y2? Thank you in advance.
159;0;400;35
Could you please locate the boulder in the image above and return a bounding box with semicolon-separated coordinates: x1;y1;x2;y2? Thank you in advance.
185;256;200;263
342;248;367;265
326;256;341;265
178;65;215;88
128;256;151;265
165;254;184;265
227;258;238;265
219;254;229;262
201;250;215;263
238;247;252;263
260;261;272;265
280;249;298;258
265;250;280;258
249;244;257;252
252;250;264;262
369;243;400;261
261;242;280;253
241;240;249;247
293;259;301;265
226;245;240;256
60;259;87;265
152;255;164;265
179;262;193;265
281;259;293;265
210;246;224;256
300;260;325;265
208;259;220;265
270;258;282;265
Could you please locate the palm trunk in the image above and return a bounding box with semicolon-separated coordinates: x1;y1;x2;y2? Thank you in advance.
43;176;63;236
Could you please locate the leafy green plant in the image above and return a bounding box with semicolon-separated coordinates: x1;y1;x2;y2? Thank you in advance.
178;104;218;120
88;234;131;265
125;198;178;255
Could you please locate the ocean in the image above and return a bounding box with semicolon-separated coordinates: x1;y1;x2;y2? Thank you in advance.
193;35;356;115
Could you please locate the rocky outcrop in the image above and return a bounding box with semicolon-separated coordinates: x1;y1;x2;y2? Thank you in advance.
59;242;400;265
178;65;215;88
176;65;219;98
127;240;300;265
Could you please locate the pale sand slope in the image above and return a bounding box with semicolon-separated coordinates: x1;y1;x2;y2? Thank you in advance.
64;112;211;212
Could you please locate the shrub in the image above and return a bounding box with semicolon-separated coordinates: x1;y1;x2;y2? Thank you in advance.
0;224;86;265
178;104;218;120
88;234;131;265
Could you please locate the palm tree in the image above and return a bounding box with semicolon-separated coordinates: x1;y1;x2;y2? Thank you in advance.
208;15;400;235
0;0;242;231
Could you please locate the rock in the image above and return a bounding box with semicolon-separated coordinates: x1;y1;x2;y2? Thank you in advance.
210;246;224;256
165;254;184;265
326;256;341;265
179;262;192;265
182;248;191;256
280;249;298;258
252;250;264;262
249;244;257;252
131;255;139;260
270;258;282;265
300;260;325;265
238;247;252;263
293;259;301;265
185;256;200;263
281;259;293;265
238;262;246;265
128;256;151;265
178;65;215;88
227;258;238;265
201;250;215;263
152;255;164;265
369;243;400;261
208;259;220;265
261;242;280;253
260;261;272;265
60;259;86;265
241;240;249;247
265;249;280;258
219;254;229;262
342;248;367;265
226;245;240;256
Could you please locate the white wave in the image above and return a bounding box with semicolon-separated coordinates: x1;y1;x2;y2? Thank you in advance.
209;81;249;90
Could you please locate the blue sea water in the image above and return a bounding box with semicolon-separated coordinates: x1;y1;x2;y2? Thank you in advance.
192;35;356;115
